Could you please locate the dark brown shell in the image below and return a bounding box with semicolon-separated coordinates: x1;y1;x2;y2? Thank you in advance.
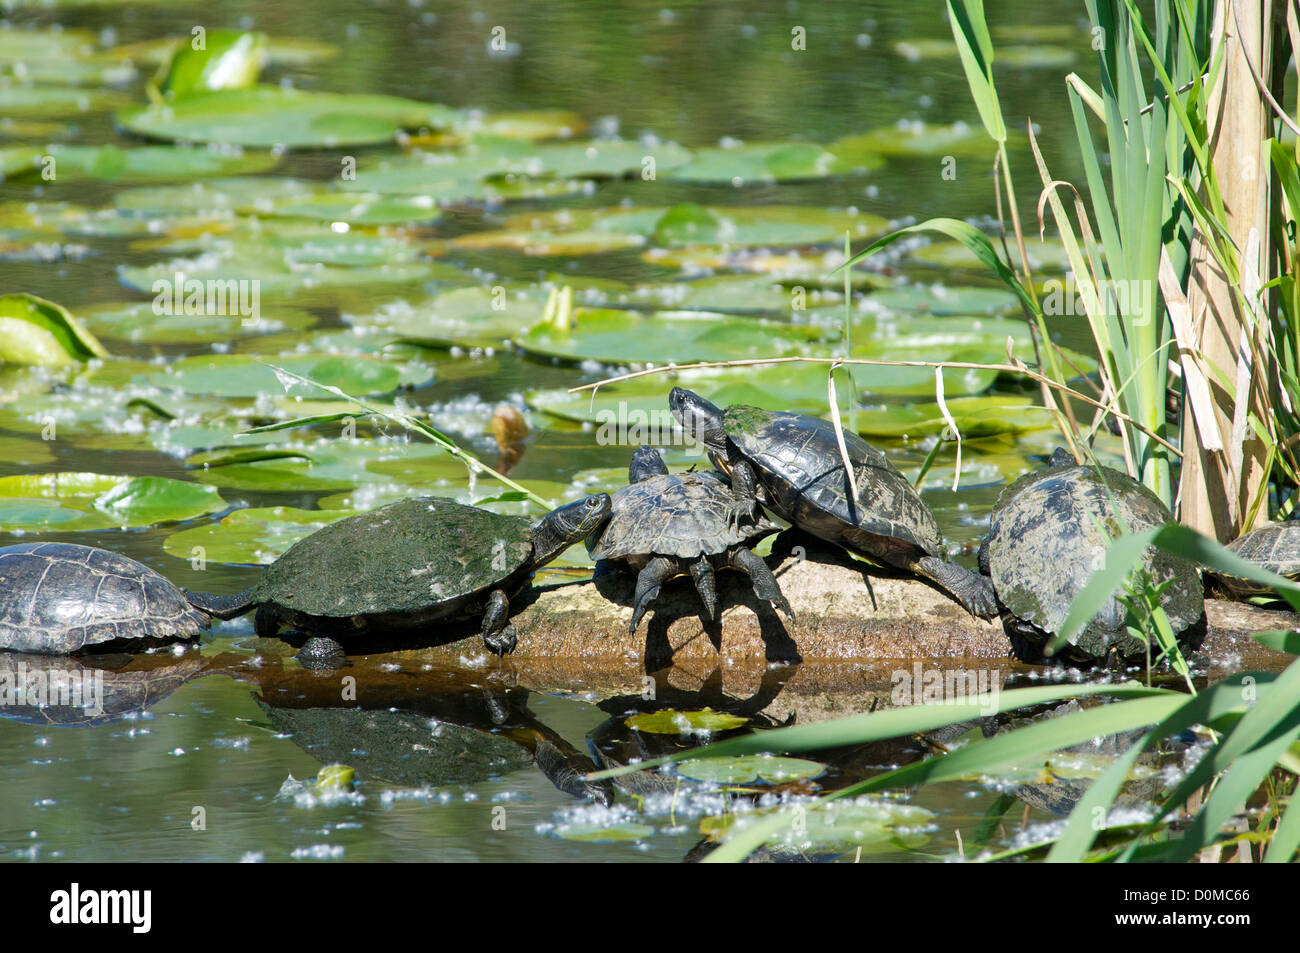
724;406;943;560
587;471;777;561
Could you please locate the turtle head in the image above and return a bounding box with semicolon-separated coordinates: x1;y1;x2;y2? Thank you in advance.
628;445;669;483
530;493;612;566
669;387;728;457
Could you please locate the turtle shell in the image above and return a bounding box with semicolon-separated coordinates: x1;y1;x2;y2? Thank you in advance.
587;471;778;562
723;405;942;560
252;497;535;620
1217;523;1300;596
0;542;209;654
985;461;1204;659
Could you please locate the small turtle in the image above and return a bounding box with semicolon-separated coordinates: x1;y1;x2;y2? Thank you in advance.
0;542;211;654
977;449;1205;663
1210;522;1300;598
669;387;996;617
586;445;793;632
186;493;611;659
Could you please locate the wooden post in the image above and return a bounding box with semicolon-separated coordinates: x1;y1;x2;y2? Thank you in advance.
1177;0;1274;540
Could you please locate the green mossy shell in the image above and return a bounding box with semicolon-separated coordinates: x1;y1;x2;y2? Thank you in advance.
252;497;534;618
986;462;1203;657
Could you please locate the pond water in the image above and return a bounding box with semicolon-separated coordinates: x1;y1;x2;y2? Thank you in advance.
0;0;1217;862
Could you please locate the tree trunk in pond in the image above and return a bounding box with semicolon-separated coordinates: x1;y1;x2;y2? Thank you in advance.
1177;0;1276;541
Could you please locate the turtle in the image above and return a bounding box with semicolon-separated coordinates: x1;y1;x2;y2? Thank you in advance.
586;445;793;632
1209;522;1300;598
0;542;212;654
185;493;611;660
668;387;997;617
976;449;1205;663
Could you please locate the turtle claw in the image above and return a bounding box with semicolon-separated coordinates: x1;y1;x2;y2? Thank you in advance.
484;624;518;657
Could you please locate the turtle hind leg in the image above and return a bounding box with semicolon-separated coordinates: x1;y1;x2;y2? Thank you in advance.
481;589;517;656
690;557;719;622
185;587;255;620
724;546;794;621
914;556;1000;619
631;556;679;633
253;604;281;637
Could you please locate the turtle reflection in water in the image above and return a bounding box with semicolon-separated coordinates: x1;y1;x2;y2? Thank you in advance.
249;667;611;804
188;494;611;662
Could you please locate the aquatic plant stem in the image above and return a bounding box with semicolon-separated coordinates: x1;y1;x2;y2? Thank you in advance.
255;361;555;508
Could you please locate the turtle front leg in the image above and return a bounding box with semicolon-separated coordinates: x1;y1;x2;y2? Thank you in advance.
690;556;720;622
631;556;679;633
723;459;765;529
914;556;1000;619
481;588;518;656
724;546;794;621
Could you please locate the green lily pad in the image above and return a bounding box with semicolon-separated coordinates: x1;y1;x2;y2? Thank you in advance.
118;86;461;149
553;822;655;843
347;286;547;348
0;84;124;116
865;283;1020;316
155;30;267;98
519;308;828;365
81;301;316;344
0;293;108;367
0;472;224;532
669;141;862;183
854;395;1052;438
527;365;834;430
519;137;693;178
625;708;749;735
831;121;1002;160
263;192;442;225
678;755;825;785
0;144;278;183
909;237;1070;272
147;353;430;399
462;205;887;253
628;275;843;313
163;505;352;565
114;176;319;216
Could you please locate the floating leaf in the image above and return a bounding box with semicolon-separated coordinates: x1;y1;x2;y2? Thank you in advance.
553;822;655;843
669;141;862;183
0;293;107;367
0;472;224;532
518;309;827;365
148;353;428;399
625;708;749;735
118;86;461;149
155;30;268;98
163;505;352;565
678;755;825;785
0;144;277;183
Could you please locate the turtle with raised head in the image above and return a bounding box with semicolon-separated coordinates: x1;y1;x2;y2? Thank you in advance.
668;387;997;617
586;445;792;632
1209;522;1300;599
977;449;1205;663
186;493;611;661
0;542;212;654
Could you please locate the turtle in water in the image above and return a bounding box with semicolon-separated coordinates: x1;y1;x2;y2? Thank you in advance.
1209;522;1300;598
186;493;611;661
0;542;212;654
587;446;792;632
977;449;1205;663
669;387;997;617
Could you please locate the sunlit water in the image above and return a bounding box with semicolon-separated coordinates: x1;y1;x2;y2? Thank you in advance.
0;0;1199;862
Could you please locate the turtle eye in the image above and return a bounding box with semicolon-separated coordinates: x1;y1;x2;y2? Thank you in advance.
585;496;601;508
